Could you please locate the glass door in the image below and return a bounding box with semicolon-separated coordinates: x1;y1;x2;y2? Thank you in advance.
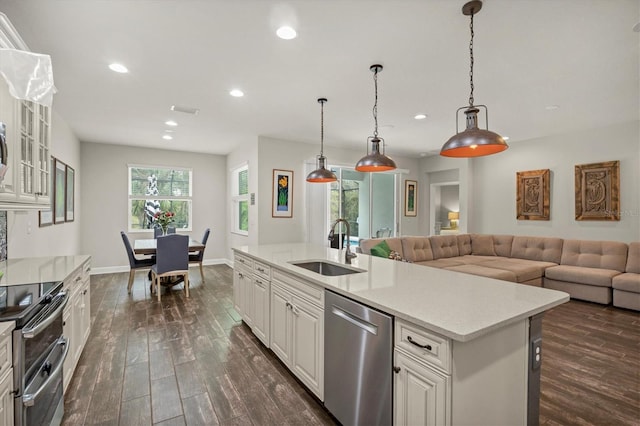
329;167;398;246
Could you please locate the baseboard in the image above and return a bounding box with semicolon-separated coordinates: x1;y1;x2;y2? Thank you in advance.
91;258;232;275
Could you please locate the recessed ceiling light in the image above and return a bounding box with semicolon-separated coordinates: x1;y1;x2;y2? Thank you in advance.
276;26;297;40
162;135;173;140
108;63;128;73
165;120;178;126
164;129;175;133
414;114;427;120
545;105;559;111
503;136;510;141
230;89;244;97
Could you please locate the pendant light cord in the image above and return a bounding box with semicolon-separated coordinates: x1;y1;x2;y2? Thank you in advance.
373;68;379;137
468;9;475;107
320;100;325;156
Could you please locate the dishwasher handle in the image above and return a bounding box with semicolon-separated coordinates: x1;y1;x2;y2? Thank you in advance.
331;305;378;335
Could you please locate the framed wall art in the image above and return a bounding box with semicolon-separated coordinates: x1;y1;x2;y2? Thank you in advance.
65;165;75;222
575;160;620;221
404;180;417;217
272;169;293;218
516;169;550;220
39;210;53;227
53;157;66;224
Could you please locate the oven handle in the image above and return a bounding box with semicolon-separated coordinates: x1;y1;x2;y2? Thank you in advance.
22;336;69;407
22;291;67;339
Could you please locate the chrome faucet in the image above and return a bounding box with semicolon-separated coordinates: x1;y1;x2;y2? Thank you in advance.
329;218;357;264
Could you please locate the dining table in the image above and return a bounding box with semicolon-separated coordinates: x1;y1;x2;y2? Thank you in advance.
133;238;205;255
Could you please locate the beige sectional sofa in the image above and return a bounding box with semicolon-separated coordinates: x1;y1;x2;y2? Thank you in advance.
612;242;640;310
359;234;638;311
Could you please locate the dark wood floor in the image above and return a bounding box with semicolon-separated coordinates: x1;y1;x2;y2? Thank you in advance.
63;265;639;425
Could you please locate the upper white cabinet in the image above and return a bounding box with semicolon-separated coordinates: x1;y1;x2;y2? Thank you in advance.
0;13;53;209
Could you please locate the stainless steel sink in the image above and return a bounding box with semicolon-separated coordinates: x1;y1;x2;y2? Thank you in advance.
290;260;364;277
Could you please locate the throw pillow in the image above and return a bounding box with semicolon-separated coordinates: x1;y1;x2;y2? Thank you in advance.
472;235;497;256
370;240;392;258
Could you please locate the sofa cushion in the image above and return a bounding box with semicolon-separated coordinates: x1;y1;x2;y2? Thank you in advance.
612;273;640;293
544;265;621;287
493;235;515;257
444;264;518;282
626;242;640;273
370;240;392;258
560;240;628;272
417;258;466;268
511;236;563;263
457;234;472;256
429;235;460;259
479;258;552;283
457;255;501;264
471;234;496;256
360;238;403;257
401;237;434;262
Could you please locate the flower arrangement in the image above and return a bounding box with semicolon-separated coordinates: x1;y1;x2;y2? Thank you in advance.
153;210;175;233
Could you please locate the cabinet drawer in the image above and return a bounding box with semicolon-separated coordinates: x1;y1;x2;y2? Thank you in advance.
0;322;13;377
395;319;451;374
253;261;271;281
235;254;254;270
272;269;324;307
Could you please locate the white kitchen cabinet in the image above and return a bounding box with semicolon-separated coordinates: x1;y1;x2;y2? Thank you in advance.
394;349;449;426
62;259;91;393
251;275;270;346
0;366;13;426
269;269;324;400
394;318;529;426
233;254;271;346
0;321;14;426
0;15;52;209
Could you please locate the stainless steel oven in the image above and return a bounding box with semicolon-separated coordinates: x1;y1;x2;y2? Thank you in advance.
0;281;68;426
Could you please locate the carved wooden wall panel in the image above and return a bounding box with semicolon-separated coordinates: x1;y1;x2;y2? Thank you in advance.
517;169;550;220
575;160;620;221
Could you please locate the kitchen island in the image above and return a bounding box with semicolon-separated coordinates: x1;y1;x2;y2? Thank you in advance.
233;243;569;425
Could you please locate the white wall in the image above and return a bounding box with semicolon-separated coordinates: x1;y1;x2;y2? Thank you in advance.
7;111;82;258
470;121;639;242
81;142;227;270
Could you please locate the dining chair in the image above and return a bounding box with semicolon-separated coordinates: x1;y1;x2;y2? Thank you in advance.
150;234;190;302
121;231;155;293
189;228;210;281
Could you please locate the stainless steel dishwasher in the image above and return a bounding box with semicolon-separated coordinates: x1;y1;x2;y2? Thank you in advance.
324;290;393;426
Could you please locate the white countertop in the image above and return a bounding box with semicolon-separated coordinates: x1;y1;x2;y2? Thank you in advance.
0;255;91;286
234;243;569;342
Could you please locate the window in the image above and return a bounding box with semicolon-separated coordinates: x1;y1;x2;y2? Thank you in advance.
232;163;249;235
128;165;193;232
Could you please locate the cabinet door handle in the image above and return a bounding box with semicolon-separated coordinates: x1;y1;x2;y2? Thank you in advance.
257;267;264;272
393;366;401;374
255;279;263;285
285;302;292;310
238;272;244;278
292;305;300;316
407;336;432;351
83;289;87;295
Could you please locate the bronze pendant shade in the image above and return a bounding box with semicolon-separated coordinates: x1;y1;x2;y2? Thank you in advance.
307;98;338;183
440;0;508;158
355;64;396;172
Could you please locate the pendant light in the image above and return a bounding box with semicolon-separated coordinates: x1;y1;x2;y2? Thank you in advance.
306;98;338;183
440;1;508;158
355;64;397;172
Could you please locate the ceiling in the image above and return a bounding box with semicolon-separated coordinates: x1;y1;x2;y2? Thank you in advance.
1;0;638;158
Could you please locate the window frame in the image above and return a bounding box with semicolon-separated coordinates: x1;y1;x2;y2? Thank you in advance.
127;164;193;233
231;162;249;236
